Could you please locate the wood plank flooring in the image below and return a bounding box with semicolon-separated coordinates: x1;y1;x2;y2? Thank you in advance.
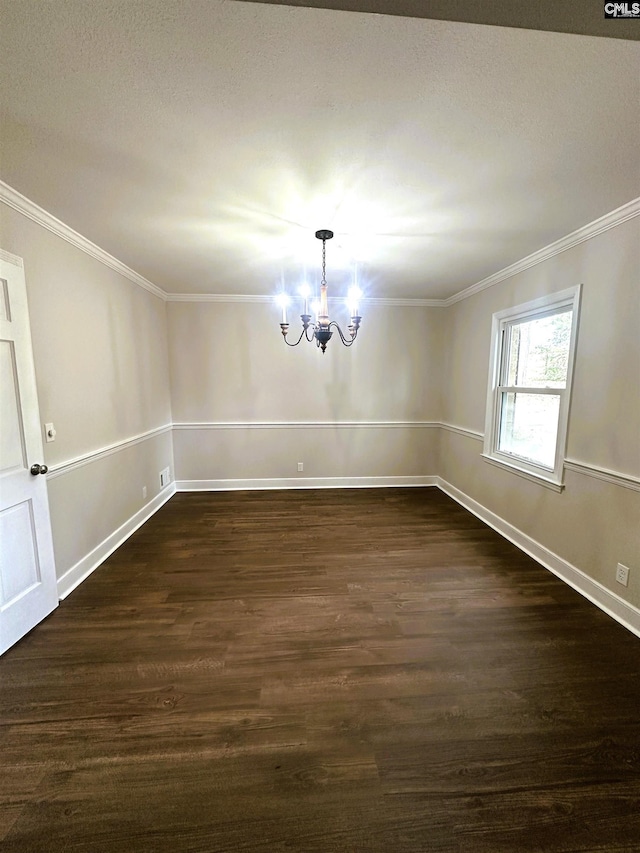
1;487;639;852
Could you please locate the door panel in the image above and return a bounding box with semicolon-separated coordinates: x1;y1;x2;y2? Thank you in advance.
1;500;41;602
0;253;57;655
0;339;27;471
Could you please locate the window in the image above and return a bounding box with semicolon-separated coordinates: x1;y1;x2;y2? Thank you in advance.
483;286;581;489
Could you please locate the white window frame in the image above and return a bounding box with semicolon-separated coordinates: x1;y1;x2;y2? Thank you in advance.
482;285;581;491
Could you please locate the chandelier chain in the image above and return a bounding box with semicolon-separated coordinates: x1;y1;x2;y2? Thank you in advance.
321;238;327;287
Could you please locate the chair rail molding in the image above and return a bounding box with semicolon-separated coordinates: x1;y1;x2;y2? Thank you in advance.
173;420;440;430
47;424;173;479
564;458;640;492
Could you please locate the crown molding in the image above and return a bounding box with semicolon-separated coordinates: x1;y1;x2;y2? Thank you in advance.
3;180;636;308
165;292;443;306
0;181;167;301
445;197;640;306
165;293;273;303
366;296;444;307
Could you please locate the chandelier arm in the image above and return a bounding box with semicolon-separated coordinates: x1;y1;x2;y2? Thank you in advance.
329;321;358;347
281;326;308;347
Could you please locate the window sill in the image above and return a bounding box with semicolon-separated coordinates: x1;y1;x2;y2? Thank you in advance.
481;453;565;492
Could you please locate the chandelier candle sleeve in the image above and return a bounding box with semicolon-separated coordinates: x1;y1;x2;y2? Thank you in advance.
276;229;362;354
319;284;329;327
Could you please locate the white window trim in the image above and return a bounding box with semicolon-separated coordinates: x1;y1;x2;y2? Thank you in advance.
482;285;582;490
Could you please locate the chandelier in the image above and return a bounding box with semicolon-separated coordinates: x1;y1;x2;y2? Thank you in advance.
277;230;362;354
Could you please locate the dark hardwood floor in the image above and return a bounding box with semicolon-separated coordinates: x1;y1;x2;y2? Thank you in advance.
1;488;639;852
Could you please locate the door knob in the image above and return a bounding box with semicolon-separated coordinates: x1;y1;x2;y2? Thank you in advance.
30;463;49;475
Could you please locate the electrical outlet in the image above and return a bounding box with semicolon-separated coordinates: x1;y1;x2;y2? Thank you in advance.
142;486;147;500
160;467;171;487
297;462;304;472
616;563;630;587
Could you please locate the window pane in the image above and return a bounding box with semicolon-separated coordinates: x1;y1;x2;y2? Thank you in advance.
498;392;560;468
506;310;572;388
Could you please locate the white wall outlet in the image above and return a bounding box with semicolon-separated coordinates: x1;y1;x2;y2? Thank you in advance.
160;467;171;487
297;462;304;472
142;486;147;500
615;563;630;587
44;422;56;442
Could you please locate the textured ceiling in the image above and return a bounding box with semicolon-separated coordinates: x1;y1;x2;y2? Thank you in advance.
0;0;638;300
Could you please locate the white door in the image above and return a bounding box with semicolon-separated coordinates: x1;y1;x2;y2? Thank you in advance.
0;251;58;655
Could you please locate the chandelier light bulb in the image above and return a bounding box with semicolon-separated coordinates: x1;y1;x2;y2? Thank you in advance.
298;283;311;314
347;286;362;317
275;292;290;324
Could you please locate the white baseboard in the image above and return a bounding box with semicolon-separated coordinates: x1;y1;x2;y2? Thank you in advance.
176;475;438;491
437;477;640;638
56;484;176;599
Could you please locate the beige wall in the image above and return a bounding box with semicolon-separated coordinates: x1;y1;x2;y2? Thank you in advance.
439;216;640;609
1;203;173;583
174;424;439;484
168;300;443;483
46;430;174;576
168;301;443;423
